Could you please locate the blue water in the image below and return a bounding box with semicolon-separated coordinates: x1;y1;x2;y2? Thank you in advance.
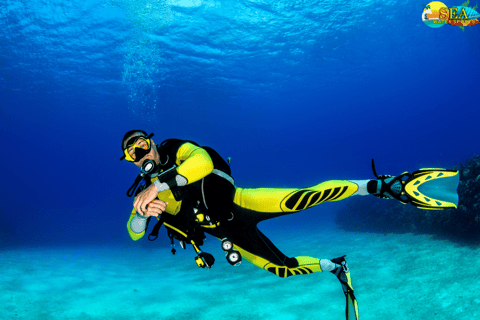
1;0;479;319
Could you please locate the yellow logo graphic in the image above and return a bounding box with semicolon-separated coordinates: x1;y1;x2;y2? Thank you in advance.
422;1;449;28
422;1;480;29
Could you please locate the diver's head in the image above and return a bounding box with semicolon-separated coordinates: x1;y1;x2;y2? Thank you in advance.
120;130;160;168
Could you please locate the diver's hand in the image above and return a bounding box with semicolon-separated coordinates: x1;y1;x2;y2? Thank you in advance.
143;199;168;218
134;183;161;215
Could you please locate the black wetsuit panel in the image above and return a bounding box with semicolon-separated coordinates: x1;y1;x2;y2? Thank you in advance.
205;204;299;268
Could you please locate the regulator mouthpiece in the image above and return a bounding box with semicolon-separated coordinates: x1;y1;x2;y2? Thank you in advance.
141;159;157;177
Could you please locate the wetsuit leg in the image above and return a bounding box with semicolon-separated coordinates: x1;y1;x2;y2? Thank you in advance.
233;180;359;218
215;213;324;278
223;180;359;278
215;181;360;319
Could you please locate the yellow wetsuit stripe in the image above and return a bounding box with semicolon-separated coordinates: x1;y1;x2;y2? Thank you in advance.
233;180;358;213
175;142;214;184
234;244;323;278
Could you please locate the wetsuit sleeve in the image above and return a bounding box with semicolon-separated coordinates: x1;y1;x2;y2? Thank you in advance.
174;142;214;184
126;208;146;241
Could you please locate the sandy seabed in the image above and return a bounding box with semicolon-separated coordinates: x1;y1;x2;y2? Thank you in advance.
1;226;479;320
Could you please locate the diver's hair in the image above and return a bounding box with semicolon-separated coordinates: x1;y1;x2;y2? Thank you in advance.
122;130;147;149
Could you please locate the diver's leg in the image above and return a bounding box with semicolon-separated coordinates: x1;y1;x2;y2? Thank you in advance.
233;179;369;221
228;225;359;319
228;183;365;276
230;184;361;319
223;215;337;278
227;224;359;319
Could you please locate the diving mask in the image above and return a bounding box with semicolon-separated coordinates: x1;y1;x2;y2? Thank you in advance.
120;133;154;162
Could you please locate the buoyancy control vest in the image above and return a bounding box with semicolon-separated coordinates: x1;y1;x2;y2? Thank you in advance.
143;139;237;268
155;138;236;224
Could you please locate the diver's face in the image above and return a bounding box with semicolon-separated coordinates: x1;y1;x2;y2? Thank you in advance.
133;139;160;169
124;134;160;168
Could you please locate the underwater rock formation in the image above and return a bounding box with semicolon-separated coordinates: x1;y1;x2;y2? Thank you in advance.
335;156;480;241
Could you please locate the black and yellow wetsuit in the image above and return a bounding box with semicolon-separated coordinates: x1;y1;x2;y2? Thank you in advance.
124;138;461;320
127;139;359;278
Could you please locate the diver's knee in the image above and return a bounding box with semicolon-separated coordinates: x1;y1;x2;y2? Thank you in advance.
285;257;299;268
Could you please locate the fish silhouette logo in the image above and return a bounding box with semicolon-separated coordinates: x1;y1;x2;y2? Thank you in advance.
423;1;480;29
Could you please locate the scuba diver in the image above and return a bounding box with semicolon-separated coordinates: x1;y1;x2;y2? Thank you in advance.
120;130;460;320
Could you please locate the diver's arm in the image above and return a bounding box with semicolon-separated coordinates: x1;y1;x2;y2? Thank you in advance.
175;142;214;184
128;200;168;240
127;209;147;241
135;142;213;215
152;143;213;191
